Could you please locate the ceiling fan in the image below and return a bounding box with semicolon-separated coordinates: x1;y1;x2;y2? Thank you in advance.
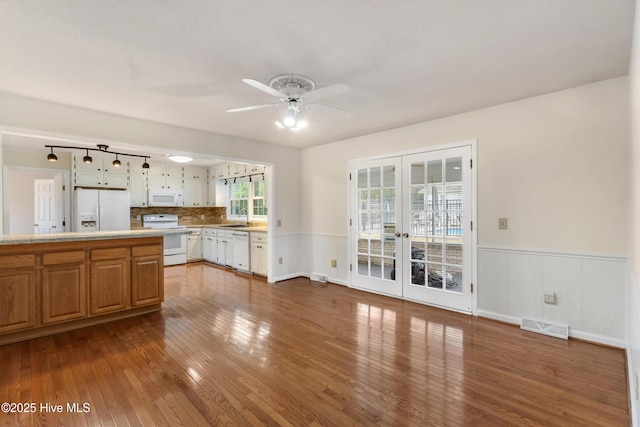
227;74;350;130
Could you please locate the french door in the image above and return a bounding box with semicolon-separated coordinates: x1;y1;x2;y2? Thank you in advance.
350;146;473;313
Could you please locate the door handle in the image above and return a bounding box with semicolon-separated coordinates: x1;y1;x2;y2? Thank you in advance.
394;232;401;238
403;233;409;238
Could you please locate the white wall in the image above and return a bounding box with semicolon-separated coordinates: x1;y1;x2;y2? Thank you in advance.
0;92;302;281
627;1;640;424
300;77;630;344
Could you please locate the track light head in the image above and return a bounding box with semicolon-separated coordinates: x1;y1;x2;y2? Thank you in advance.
142;157;150;169
47;147;57;162
83;149;93;164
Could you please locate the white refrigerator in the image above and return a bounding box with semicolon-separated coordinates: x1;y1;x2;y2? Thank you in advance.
74;189;130;232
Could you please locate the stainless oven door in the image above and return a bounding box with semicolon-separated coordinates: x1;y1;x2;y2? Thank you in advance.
164;233;186;255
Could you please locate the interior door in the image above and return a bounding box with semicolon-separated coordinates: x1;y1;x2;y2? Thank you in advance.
401;147;472;313
34;179;56;233
350;157;403;297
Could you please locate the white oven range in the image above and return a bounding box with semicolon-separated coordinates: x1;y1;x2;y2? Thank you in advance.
142;214;187;266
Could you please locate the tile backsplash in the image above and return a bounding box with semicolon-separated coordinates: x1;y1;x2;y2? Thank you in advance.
130;206;227;228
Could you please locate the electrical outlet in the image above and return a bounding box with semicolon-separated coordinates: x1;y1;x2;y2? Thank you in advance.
331;259;337;268
278;257;283;265
544;292;556;305
498;218;508;230
136;215;141;221
201;214;205;219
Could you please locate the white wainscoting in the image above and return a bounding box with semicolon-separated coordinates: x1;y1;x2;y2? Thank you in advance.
478;246;626;347
271;233;304;282
298;233;349;285
626;262;640;427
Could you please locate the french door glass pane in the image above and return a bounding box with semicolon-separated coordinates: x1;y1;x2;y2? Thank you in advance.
356;165;396;281
408;157;464;294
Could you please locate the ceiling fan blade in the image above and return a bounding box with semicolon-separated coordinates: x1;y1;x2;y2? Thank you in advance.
226;103;280;113
242;79;288;98
303;84;349;102
313;102;353;115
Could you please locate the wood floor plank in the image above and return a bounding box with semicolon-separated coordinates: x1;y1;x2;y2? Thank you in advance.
0;263;631;426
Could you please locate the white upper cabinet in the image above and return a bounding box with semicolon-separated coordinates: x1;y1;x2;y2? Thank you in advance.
228;162;247;177
183;166;207;180
73;155;128;189
147;163;183;178
212;163;228;179
147;162;183;190
183;178;207;206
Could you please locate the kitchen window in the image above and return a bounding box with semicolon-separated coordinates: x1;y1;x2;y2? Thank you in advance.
229;180;267;220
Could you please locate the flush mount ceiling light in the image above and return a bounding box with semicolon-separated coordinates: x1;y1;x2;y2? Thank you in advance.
44;144;151;169
167;155;193;163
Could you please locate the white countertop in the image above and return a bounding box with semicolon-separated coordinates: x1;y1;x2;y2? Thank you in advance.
202;225;268;233
0;228;190;245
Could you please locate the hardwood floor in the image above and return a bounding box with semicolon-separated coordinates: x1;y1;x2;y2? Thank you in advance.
0;263;631;426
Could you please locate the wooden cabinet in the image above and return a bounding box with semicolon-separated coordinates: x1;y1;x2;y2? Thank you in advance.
0;254;37;333
131;244;164;307
0;236;166;344
90;247;130;316
251;232;268;276
41;250;86;324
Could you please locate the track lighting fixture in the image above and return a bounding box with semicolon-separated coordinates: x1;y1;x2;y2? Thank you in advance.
45;144;152;170
83;149;93;164
47;147;57;162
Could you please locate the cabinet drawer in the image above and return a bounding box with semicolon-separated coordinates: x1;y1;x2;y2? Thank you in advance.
132;245;163;257
251;233;267;243
42;250;85;266
0;254;35;270
91;247;129;261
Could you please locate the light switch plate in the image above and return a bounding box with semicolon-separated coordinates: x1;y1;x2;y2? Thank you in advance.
498;218;508;230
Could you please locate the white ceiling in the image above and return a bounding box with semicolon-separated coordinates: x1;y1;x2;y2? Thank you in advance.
0;0;634;149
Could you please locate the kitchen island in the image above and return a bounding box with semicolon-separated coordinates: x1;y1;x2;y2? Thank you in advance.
0;228;189;344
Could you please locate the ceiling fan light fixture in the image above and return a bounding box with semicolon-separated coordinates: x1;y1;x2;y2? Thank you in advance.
296;119;308;129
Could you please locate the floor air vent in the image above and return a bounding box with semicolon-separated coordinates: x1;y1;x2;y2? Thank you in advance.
310;273;328;283
520;317;569;340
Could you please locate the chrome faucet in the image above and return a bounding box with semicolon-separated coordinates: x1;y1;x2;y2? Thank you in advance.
239;207;249;225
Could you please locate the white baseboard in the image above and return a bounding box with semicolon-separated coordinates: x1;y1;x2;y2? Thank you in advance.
273;272;305;282
477;309;625;348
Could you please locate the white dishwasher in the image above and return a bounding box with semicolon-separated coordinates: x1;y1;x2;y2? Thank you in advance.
231;231;250;272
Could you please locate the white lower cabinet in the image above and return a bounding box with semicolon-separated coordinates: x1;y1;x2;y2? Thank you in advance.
187;228;202;261
217;231;233;266
251;232;268;276
203;229;218;263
